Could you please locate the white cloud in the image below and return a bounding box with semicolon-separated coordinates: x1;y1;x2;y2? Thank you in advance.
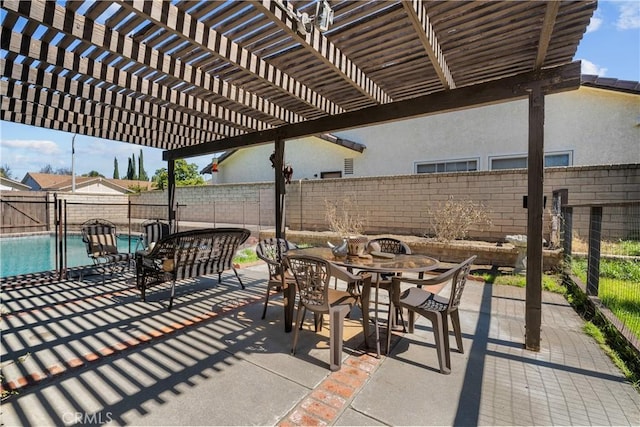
0;139;61;155
586;13;603;33
616;2;640;30
579;59;608;77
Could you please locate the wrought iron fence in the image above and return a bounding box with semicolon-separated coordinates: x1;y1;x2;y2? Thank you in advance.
562;199;640;352
0;197;266;281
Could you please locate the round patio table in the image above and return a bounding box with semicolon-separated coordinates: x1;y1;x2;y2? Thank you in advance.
285;247;439;356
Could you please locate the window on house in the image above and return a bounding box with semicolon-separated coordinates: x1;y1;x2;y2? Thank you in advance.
415;159;478;174
490;152;572;170
321;171;342;179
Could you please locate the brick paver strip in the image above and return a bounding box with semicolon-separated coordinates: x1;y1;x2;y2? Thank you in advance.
279;348;385;426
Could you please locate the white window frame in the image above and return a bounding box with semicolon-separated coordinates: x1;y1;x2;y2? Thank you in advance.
489;151;573;170
414;157;479;174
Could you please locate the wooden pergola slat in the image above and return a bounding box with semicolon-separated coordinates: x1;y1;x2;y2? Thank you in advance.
252;0;392;105
115;0;344;116
403;0;455;89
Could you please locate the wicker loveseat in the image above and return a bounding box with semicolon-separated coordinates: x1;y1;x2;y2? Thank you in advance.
135;227;251;310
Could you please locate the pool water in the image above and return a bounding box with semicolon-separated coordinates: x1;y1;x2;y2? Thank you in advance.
0;234;140;278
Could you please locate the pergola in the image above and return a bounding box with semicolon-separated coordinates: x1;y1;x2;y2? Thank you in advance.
0;0;597;350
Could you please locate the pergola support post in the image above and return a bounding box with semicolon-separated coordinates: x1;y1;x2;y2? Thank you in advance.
168;159;176;229
274;138;286;239
525;84;544;352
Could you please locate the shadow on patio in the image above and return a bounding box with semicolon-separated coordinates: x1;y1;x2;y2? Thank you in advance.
1;263;638;426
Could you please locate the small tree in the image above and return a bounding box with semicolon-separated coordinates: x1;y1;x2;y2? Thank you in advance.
40;165;71;175
138;149;148;181
113;157;120;179
126;157;134;180
152;159;205;190
427;196;492;241
40;164;55;174
130;153;138;180
83;170;104;177
0;164;13;179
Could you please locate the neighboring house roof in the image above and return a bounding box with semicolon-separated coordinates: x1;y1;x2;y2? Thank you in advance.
53;177;133;193
0;176;32;191
200;133;365;174
581;75;640;95
21;173;154;192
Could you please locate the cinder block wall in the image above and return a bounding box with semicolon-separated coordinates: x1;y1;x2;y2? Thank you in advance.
131;164;639;242
130;183;275;227
50;193;130;230
287;164;639;242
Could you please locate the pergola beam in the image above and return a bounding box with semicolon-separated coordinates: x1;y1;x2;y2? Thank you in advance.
165;61;581;160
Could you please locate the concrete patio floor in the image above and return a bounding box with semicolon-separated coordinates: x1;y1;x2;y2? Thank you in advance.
1;263;638;426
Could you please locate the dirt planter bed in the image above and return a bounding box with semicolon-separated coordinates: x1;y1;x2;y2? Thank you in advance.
258;230;563;271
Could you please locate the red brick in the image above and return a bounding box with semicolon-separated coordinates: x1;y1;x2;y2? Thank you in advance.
344;357;376;373
100;347;115;356
67;358;84;368
149;329;163;338
288;409;328;426
320;378;355;399
330;369;367;389
15;377;28;388
29;372;43;382
309;389;347;409
85;353;99;362
47;364;66;376
125;338;140;347
301;398;340;422
160;326;174;334
355;353;381;365
171;322;184;330
138;334;152;342
113;342;128;351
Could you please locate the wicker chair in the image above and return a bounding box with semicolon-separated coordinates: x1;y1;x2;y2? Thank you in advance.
285;254;370;371
141;219;172;249
80;219;132;280
255;238;298;320
361;237;412;341
389;255;476;374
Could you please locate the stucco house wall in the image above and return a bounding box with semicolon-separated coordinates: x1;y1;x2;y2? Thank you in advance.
211;85;639;183
213;139;360;183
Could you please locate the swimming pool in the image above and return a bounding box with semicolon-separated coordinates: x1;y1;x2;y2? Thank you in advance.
0;234;140;278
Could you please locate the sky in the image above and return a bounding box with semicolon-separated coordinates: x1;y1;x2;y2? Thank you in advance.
0;0;639;182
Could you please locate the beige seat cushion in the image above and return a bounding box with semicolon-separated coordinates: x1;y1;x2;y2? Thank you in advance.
89;234;118;256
